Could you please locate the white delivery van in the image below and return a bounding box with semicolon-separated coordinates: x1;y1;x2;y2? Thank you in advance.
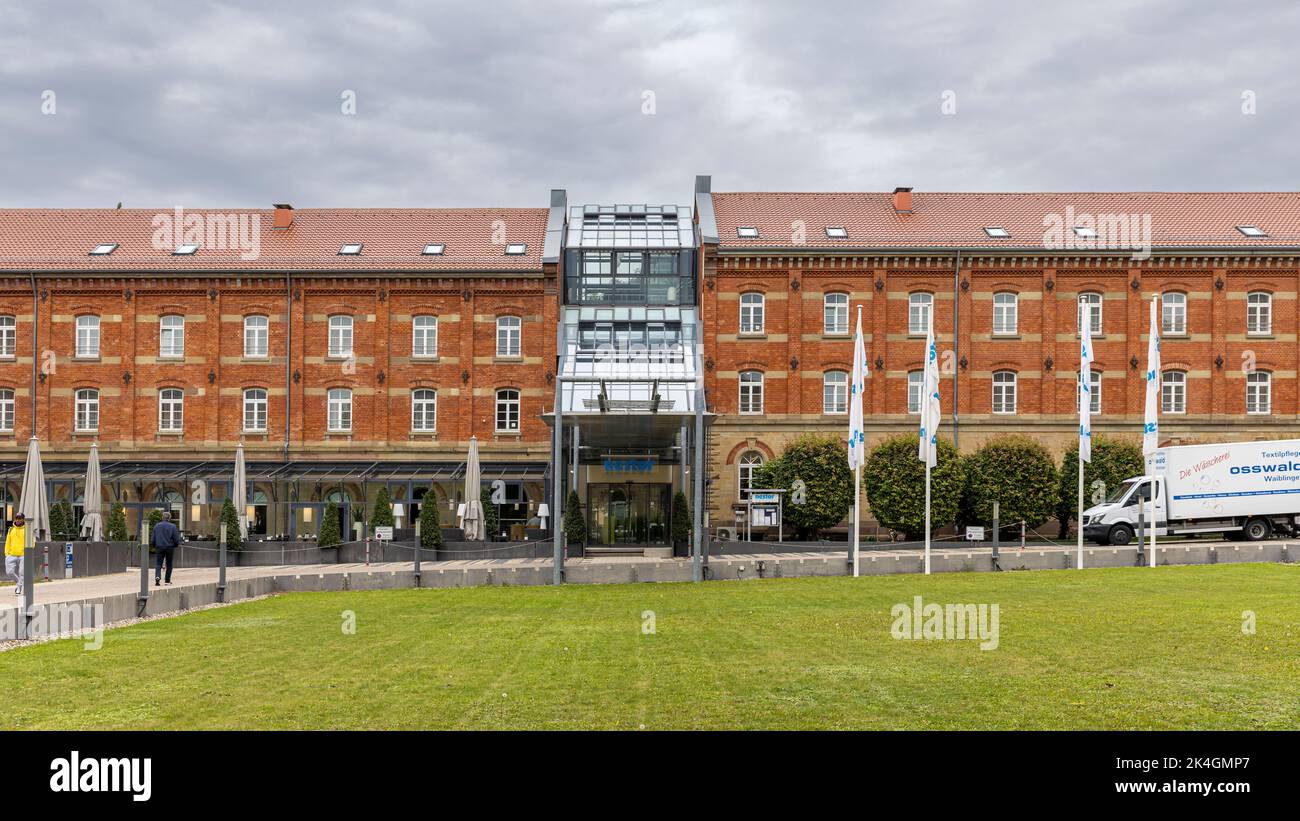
1081;439;1300;545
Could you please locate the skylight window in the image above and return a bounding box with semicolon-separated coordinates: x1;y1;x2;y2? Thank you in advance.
736;226;759;238
338;243;363;255
89;243;118;256
422;243;446;255
1072;226;1097;238
984;227;1010;238
173;243;199;255
1236;225;1267;237
504;243;527;255
825;226;848;239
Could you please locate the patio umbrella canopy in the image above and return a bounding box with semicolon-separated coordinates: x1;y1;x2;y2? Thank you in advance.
18;437;49;546
461;436;484;541
78;442;103;542
234;444;248;538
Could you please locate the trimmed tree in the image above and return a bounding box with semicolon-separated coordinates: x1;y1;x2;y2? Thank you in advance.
562;488;586;546
220;497;242;551
106;502;128;542
961;435;1060;531
1057;435;1146;535
49;499;75;540
480;486;500;539
318;499;342;548
419;489;443;548
671;490;691;545
370;487;395;532
863;434;964;540
146;508;164;545
752;434;854;539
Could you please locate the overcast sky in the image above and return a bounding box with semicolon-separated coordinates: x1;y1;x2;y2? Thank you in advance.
2;0;1297;209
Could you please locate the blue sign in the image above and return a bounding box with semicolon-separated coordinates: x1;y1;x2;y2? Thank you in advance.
603;458;656;474
65;542;73;569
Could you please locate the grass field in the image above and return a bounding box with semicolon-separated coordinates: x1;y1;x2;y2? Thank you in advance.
2;563;1297;730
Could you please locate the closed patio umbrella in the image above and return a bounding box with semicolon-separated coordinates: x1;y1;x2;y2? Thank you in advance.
234;443;248;538
78;442;103;541
18;437;49;546
461;436;484;541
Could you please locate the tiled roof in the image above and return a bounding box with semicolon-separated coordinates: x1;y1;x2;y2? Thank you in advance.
712;192;1300;250
0;208;548;272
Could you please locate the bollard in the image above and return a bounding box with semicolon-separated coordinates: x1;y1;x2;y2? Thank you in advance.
365;537;370;566
413;539;422;588
1019;521;1026;550
217;526;227;603
137;542;150;616
991;501;1000;570
22;546;35;640
42;543;49;582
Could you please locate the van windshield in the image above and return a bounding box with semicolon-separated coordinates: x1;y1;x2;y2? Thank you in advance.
1106;480;1136;505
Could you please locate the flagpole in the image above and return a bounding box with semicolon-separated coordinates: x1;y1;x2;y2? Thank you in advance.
852;464;860;577
1076;452;1084;569
924;461;932;575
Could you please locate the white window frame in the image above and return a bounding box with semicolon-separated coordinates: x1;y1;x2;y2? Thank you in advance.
158;388;184;432
159;314;185;359
1247;292;1272;336
0;388;13;432
908;293;932;336
327;388;352;432
738;451;764;499
411;388;438;431
75;388;99;432
1077;370;1102;415
907;370;924;415
739;371;764;414
1161;292;1187;336
496;316;521;357
992;370;1017;414
823;293;849;335
0;315;15;358
412;315;438;358
495;388;520;432
1162;371;1186;414
328;316;354;358
823;371;848;414
1246;371;1271;415
75;315;100;358
243;388;268;432
992;292;1018;336
244;315;269;358
739;293;765;335
1078;293;1103;336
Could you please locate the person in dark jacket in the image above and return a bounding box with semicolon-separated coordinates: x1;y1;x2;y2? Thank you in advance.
153;511;181;586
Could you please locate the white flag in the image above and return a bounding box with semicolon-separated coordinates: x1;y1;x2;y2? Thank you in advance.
1078;310;1093;464
1142;294;1161;455
847;307;868;471
918;312;941;468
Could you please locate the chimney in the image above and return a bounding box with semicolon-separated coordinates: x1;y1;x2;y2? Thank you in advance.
892;187;913;214
272;203;294;230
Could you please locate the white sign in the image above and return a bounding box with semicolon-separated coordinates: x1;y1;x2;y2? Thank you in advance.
750;492;779;504
373;526;393;541
964;526;985;541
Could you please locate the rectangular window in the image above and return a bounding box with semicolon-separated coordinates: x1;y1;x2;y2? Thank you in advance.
908;294;932;336
411;389;438;431
992;293;1018;336
739;371;763;414
328;389;352;432
1162;372;1186;414
75;389;99;432
76;316;100;358
824;294;848;334
1078;294;1103;335
992;372;1017;414
244;316;269;357
823;372;848;414
0;389;13;432
1161;293;1187;335
158;389;184;431
412;316;438;357
907;371;923;415
1077;371;1102;414
1247;292;1272;336
740;294;764;334
244;389;268;432
496;389;520;432
328;316;353;358
496;316;521;357
159;315;185;358
0;316;14;357
1246;372;1271;415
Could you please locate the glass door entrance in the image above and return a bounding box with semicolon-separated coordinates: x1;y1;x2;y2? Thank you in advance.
588;483;670;546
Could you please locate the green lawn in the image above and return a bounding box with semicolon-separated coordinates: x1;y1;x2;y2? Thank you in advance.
2;563;1297;729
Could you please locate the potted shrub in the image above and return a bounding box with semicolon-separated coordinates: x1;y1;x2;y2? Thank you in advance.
562;488;586;554
671;490;691;557
318;499;342;563
418;487;442;560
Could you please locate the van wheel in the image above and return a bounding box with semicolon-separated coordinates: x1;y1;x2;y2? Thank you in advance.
1108;524;1134;546
1243;518;1271;541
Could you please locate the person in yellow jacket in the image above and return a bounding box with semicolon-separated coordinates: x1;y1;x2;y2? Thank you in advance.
5;512;27;596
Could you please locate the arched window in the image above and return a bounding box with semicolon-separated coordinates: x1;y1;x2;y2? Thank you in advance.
0;315;15;358
823;371;848;414
495;388;520;432
243;388;268;432
74;388;99;431
159;314;185;358
908;292;933;335
1247;292;1272;336
496;316;521;357
823;293;849;335
992;292;1018;336
1246;371;1271;415
1161;292;1187;335
244;315;268;357
75;315;100;358
740;293;765;334
1161;370;1186;414
327;388;352;432
413;315;438;358
907;370;924;415
0;388;13;432
992;370;1017;414
411;388;437;431
158;388;183;431
738;451;764;499
328;315;353;358
738;371;764;414
1078;292;1103;335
